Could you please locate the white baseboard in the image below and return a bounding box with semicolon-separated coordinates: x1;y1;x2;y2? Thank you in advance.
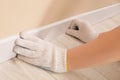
0;3;120;63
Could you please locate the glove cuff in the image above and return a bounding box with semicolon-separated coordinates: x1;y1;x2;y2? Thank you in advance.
52;47;68;73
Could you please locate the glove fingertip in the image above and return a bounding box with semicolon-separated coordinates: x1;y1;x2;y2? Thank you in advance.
15;38;20;45
17;55;24;61
13;46;20;54
15;38;24;46
20;32;29;39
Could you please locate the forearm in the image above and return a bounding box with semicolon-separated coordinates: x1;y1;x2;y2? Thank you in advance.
67;26;120;70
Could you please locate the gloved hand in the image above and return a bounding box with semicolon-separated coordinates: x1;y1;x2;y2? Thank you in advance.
13;33;68;73
66;19;99;42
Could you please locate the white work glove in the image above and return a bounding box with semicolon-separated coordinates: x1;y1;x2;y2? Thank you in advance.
13;33;68;73
66;19;99;42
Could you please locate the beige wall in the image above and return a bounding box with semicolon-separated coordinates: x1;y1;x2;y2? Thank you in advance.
0;0;119;38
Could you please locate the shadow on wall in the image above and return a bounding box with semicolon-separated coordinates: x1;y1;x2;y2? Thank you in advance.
40;0;119;26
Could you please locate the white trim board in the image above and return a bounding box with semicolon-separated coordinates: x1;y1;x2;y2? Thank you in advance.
0;3;120;63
